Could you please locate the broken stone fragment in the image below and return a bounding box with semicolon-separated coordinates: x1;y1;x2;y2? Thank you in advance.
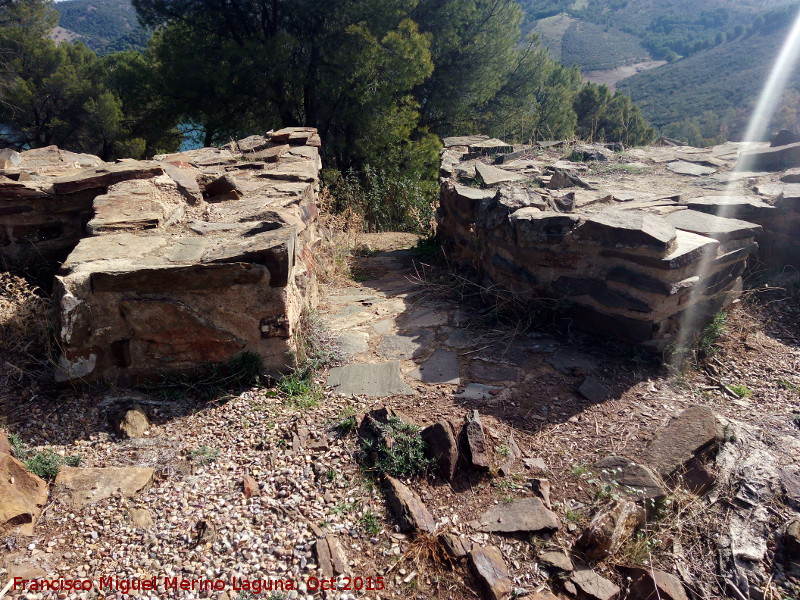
539;550;573;572
439;532;469;558
242;475;259;499
640;405;721;484
326;534;348;574
570;568;620;600
578;377;612;403
469;545;513;600
574;500;645;562
128;507;154;529
592;456;666;505
383;475;436;534
496;430;521;477
0;454;48;535
529;478;552;508
422;421;459;481
52;162;166;194
618;566;689;600
111;403;150;439
465;410;492;471
477;497;561;534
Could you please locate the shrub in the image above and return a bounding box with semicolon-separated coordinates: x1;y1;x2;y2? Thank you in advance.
322;166;438;235
361;417;433;478
25;450;82;481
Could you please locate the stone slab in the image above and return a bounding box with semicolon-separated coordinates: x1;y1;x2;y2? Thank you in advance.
476;162;527;186
409;349;460;385
477;497;561;533
685;195;775;220
455;383;503;401
327;362;413;397
575;210;677;252
376;330;434;360
664;209;762;242
54;466;154;509
666;161;716;176
336;331;370;358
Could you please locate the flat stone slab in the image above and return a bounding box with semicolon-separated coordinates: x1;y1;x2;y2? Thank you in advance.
476;162;527;186
469;546;513;600
640;405;720;479
575;210;677;252
376;330;434;360
570;568;621;600
336;331;370;358
327;362;413;397
54;467;154;509
685;195;775;220
477;497;561;533
409;349;460;384
666;161;716;176
594;456;666;502
578;376;612;402
664;209;762;242
443;135;489;148
400;306;450;329
52;162;166;194
455;383;503;401
383;476;435;534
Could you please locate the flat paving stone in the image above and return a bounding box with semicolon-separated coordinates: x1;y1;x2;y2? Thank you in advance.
455;383;503;401
409;349;460;385
441;327;481;349
400;306;450;329
336;331;370;358
664;209;762;242
666;161;716;176
372;319;395;335
377;330;434;360
327;362;414;397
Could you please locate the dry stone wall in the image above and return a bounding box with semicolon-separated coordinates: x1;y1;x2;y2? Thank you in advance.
437;136;764;350
0;128;322;382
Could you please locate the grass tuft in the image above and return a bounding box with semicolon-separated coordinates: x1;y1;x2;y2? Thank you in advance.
360;417;433;479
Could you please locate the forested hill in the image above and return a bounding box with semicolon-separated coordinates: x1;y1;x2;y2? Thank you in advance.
54;0;147;54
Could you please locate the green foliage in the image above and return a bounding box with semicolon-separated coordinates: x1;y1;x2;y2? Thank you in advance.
25;450;82;481
359;511;381;536
323;166;438;234
729;384;753;399
574;83;655;146
277;372;322;409
778;380;799;392
0;0;180;159
698;311;727;359
561;20;649;71
188;445;220;465
55;0;149;55
361;417;433;479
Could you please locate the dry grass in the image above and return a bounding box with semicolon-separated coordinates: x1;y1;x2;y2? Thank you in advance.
0;272;52;397
316;188;365;283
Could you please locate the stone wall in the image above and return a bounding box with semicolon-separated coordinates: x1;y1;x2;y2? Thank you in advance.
437;137;764;350
1;128;322;382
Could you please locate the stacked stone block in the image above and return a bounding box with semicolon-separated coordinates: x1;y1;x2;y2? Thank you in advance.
437;139;763;350
0;128;322;382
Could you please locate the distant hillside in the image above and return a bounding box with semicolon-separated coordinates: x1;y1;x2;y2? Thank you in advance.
617;11;800;134
55;0;148;54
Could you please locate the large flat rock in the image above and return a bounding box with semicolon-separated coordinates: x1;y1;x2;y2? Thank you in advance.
685;195;775;220
477;497;561;533
574;210;677;252
476;162;527;186
737;141;800;171
640;405;720;479
0;454;48;535
409;349;460;385
52;162;166;194
666;160;716;176
55;466;154;509
664;209;762;242
327;362;413;397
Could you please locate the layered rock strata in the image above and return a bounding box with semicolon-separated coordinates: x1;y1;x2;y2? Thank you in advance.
1;128;322;382
437;138;762;350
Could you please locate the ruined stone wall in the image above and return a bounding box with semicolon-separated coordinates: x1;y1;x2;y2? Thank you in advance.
437;137;762;350
0;128;323;382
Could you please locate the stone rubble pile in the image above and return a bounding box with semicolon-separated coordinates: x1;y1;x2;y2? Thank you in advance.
0;128;323;382
437;136;784;350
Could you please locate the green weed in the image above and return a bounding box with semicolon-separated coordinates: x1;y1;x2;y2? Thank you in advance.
188;446;220;465
729;384;752;399
698;311;727;359
778;379;799;392
25;450;82;481
360;511;381;536
360;417;433;479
